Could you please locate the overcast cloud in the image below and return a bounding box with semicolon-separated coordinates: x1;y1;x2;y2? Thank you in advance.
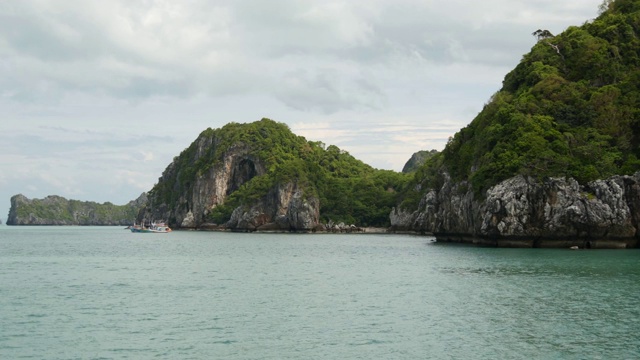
0;0;602;221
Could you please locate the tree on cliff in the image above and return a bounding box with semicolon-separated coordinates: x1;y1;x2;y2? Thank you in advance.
532;29;554;40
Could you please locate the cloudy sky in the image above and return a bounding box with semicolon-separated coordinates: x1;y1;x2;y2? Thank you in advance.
0;0;602;222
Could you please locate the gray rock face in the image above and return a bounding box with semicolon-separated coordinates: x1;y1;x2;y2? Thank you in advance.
141;139;266;228
226;182;319;231
391;173;640;248
142;136;320;231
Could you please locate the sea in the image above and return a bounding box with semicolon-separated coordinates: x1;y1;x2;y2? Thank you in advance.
0;226;639;359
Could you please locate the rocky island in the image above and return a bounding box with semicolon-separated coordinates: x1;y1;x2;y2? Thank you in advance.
138;119;407;232
390;0;640;248
7;1;640;247
7;193;147;226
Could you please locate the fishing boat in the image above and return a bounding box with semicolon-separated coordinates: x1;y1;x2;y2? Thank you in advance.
130;221;172;233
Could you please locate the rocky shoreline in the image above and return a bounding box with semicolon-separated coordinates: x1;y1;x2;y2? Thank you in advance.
390;172;640;249
8;169;640;248
433;234;635;249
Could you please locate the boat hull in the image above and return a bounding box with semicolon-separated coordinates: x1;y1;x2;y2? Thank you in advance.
130;225;172;233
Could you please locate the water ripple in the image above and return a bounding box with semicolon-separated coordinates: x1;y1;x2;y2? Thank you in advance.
0;228;638;359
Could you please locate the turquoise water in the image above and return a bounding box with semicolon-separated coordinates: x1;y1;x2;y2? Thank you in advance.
0;226;639;359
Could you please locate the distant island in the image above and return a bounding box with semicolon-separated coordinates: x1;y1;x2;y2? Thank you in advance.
7;0;640;248
6;193;147;226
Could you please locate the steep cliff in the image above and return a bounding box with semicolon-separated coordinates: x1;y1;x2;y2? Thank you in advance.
394;0;640;246
141;142;320;231
391;172;640;248
141;118;407;231
226;182;320;231
7;193;146;225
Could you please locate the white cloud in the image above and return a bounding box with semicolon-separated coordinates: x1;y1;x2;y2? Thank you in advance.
141;151;155;162
291;121;349;144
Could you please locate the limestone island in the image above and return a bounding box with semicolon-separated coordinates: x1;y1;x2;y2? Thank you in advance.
7;2;640;248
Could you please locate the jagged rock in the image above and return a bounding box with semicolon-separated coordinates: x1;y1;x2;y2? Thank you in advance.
141;139;268;228
318;221;364;233
225;182;319;231
391;172;640;248
181;211;196;228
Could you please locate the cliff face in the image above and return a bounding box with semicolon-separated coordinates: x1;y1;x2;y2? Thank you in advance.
391;173;640;248
141;130;320;231
226;182;319;231
142;140;265;227
7;193;146;226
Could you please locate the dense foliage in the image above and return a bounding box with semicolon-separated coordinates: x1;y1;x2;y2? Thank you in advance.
148;118;411;227
405;0;640;200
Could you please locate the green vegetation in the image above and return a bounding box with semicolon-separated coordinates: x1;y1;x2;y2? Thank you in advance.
402;150;439;173
148;118;411;227
10;195;140;225
403;0;640;201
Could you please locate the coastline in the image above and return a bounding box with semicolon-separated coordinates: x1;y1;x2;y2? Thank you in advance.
187;226;640;248
5;223;638;249
435;234;639;249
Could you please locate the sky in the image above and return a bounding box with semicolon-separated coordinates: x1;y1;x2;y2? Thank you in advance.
0;0;603;223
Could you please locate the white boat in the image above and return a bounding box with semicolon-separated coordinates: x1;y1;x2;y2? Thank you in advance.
130;221;172;233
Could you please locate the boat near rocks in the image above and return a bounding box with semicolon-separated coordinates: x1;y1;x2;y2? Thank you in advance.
130;221;172;233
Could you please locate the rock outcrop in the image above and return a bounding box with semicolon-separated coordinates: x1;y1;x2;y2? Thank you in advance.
140;134;321;231
402;150;439;173
390;172;640;248
7;193;146;226
141;139;266;228
226;182;319;231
